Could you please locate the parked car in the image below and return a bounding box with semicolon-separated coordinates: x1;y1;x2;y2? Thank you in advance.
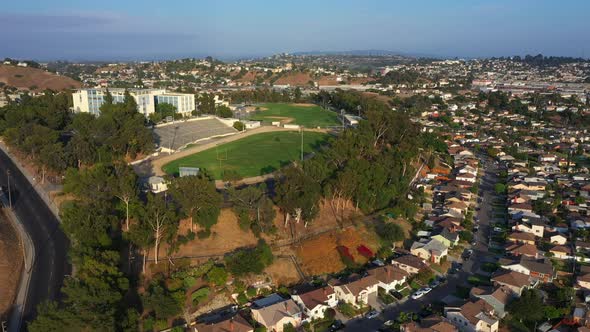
493;227;503;233
429;280;441;288
389;290;404;300
421;287;432;294
411;291;425;299
330;320;344;331
462;249;473;259
365;310;379;319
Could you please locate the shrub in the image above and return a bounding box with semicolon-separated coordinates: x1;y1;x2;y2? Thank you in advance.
206;265;228;286
183;276;198;289
225;240;274;276
246;287;258;298
197;229;211;239
233;121;245;131
237;292;248;305
192;287;211;304
337;246;355;267
357;245;374;258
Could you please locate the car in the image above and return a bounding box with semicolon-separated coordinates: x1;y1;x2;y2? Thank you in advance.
384;320;394;327
389;290;404;300
365;310;379;319
421;287;432;294
471;240;478;246
493;227;503;232
330;320;344;331
429;280;441;288
411;291;425;299
462;249;473;259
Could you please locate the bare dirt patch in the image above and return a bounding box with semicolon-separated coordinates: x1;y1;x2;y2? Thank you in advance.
264;257;302;286
0;65;81;92
159;209;259;260
0;212;23;317
294;225;380;276
273;72;313;86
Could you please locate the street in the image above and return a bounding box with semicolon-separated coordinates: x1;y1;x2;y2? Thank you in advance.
0;150;70;325
343;156;499;331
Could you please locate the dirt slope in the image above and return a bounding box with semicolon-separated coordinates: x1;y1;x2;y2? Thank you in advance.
0;65;81;91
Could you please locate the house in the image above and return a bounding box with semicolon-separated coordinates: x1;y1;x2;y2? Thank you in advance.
411;239;449;264
147;176;168;193
392;254;429;275
504;243;540;259
401;315;458;332
367;265;409;292
491;270;531;295
432;228;460;248
251;298;302;332
470;286;516;318
446;201;469;215
577;273;590;290
499;257;554;282
445;299;499;332
333;275;379;308
549;234;568;245
291;286;337;322
194;315;254;332
456;173;477;183
507;232;536;245
512;222;544;238
549;245;572;259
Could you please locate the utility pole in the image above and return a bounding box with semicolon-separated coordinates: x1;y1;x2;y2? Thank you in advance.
2;320;7;332
6;170;12;209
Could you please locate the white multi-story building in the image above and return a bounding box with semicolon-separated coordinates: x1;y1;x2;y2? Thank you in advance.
72;88;195;117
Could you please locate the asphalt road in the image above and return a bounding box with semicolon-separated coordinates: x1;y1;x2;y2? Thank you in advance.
0;150;69;327
343;156;499;331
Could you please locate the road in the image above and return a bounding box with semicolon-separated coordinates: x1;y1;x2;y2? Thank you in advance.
0;149;70;328
343;156;499;331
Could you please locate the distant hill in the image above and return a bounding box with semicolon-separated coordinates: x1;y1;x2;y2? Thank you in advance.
0;64;81;92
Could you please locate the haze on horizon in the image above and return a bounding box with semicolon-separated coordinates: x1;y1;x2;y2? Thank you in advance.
2;0;589;61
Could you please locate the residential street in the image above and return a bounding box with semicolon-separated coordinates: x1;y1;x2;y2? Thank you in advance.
343;156;499;331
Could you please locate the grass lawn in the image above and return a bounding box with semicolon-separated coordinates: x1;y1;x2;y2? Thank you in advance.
163;131;329;179
248;103;340;127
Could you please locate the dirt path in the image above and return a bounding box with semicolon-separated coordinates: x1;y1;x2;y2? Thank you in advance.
0;211;23;318
151;126;329;177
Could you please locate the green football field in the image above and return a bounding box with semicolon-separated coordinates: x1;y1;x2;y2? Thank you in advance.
248;103;340;128
162;131;329;179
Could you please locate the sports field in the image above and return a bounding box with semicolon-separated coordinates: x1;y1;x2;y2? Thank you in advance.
162;131;329;179
248;103;340;127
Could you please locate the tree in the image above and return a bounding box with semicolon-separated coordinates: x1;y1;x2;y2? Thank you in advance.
376;222;405;244
275;166;321;226
168;176;222;232
112;163;138;231
142;281;182;319
507;289;544;323
141;193;179;265
228;185;276;235
224;240;273;276
216;105;233;118
494;183;507;195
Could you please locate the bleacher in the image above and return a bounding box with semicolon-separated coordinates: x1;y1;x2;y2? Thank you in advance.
153;117;236;151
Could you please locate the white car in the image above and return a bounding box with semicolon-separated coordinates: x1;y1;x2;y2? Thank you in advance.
365;310;379;319
421;287;432;294
411;291;424;299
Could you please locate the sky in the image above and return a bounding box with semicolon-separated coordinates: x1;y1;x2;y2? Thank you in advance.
2;0;590;61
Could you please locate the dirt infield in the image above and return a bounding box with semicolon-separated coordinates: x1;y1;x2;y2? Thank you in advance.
0;212;23;318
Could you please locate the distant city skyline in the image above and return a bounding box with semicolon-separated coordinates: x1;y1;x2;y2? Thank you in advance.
2;0;590;61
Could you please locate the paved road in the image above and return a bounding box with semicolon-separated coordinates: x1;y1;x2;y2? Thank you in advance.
343;156;499;331
0;150;70;328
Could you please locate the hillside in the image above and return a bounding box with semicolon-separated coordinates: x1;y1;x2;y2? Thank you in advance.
0;65;82;91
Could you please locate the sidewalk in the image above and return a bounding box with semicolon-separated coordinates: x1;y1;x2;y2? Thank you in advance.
0;142;61;219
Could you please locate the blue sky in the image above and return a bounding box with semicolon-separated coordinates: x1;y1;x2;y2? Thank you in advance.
2;0;590;60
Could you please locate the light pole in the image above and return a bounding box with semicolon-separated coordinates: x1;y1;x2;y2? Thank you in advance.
6;170;12;209
300;127;304;162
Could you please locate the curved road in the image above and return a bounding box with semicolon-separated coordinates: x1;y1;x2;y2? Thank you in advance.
0;150;69;329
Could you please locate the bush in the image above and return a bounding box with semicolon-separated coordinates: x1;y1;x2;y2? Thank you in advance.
237;292;248;305
225;240;274;276
206;265;228;286
197;229;211;239
246;287;258;297
191;287;211;304
337;246;355;267
183;276;198;289
377;222;405;244
233;121;245;131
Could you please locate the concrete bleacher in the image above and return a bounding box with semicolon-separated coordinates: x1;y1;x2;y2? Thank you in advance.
153;117;237;151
